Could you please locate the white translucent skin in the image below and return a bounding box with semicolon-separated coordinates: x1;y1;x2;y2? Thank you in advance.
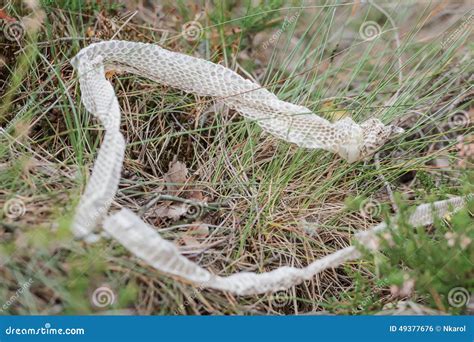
71;40;467;295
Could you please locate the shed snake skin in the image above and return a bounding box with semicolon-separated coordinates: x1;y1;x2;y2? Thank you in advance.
71;41;470;295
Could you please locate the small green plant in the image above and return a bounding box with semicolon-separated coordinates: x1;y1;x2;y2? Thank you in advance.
352;186;473;314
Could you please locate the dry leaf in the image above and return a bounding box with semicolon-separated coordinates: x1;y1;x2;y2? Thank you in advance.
180;234;201;248
180;223;209;247
0;9;16;22
189;223;209;237
164;160;188;194
154;203;187;219
105;70;116;80
321;100;349;122
86;26;95;37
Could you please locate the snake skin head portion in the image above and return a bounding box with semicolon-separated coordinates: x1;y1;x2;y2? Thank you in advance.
335;118;404;163
359;118;404;161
